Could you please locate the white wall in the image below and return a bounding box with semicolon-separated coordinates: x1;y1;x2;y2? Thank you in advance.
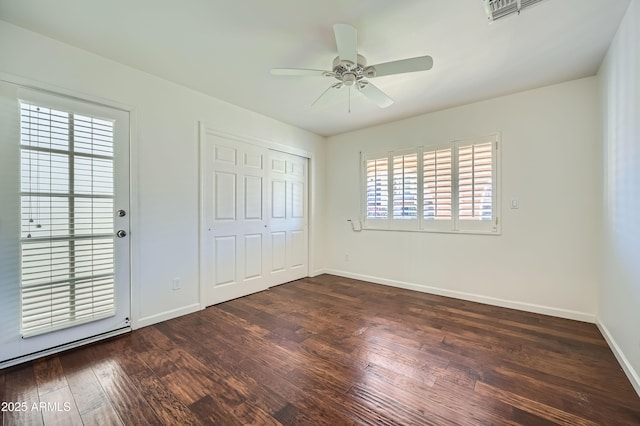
598;0;640;395
325;77;601;322
0;20;326;329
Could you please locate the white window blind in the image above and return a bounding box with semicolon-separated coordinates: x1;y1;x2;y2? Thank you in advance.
361;135;499;234
20;101;116;337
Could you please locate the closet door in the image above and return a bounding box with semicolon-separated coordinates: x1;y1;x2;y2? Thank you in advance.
268;150;309;285
200;129;309;306
202;132;269;305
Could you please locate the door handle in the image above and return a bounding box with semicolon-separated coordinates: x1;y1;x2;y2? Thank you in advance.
116;230;127;238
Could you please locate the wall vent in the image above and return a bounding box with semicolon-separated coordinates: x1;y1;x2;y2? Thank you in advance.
482;0;546;22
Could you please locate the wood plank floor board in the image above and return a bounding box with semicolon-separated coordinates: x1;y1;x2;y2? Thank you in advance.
32;358;67;398
126;367;202;426
76;405;124;426
188;394;244;426
300;334;370;373
368;333;451;370
2;274;640;425
283;345;364;395
347;379;463;426
498;358;640;416
236;357;358;425
143;339;250;411
431;313;615;379
37;386;83;426
197;309;300;377
362;356;519;425
363;319;446;352
483;364;640;425
157;313;295;419
4;364;44;426
474;381;600;426
90;358;161;425
57;349;123;425
233;401;284;426
271;402;300;425
432;362;481;392
510;406;561;426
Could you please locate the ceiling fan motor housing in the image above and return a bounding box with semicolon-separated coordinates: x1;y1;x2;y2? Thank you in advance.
332;54;376;85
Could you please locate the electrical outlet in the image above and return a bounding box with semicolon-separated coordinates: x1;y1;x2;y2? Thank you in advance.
172;277;182;290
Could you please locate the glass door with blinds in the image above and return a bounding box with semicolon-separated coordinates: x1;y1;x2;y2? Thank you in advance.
0;82;131;366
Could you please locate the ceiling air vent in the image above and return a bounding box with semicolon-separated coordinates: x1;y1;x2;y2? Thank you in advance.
482;0;546;22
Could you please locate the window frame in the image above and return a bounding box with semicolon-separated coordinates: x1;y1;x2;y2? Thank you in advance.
361;134;500;235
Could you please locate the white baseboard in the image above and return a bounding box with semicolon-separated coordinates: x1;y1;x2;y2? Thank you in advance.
134;303;202;330
323;269;596;323
309;268;329;278
597;319;640;397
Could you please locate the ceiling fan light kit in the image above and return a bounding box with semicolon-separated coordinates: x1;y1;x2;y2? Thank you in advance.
271;23;433;111
483;0;547;22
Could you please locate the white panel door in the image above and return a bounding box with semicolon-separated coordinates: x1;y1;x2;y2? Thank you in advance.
268;150;309;284
0;81;131;367
202;132;269;305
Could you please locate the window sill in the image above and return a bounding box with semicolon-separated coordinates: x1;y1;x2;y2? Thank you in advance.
361;224;501;236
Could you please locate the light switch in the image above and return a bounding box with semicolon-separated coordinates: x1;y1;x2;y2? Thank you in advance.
511;198;519;209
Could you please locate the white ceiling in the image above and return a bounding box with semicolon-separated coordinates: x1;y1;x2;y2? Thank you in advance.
0;0;631;136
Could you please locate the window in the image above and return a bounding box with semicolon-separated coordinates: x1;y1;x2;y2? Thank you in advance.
19;100;117;337
362;135;499;234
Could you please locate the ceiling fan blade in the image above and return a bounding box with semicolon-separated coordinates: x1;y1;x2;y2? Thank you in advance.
369;56;433;78
312;82;343;107
357;81;393;108
271;68;333;77
333;24;358;65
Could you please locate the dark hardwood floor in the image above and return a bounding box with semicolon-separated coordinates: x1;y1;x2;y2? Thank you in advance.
2;274;640;425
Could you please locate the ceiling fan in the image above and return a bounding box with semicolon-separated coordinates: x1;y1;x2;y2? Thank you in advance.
271;24;434;110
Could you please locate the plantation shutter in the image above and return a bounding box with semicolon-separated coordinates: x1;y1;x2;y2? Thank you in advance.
392;151;418;223
19;100;116;337
456;138;496;232
361;135;499;234
423;146;452;225
364;154;389;224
